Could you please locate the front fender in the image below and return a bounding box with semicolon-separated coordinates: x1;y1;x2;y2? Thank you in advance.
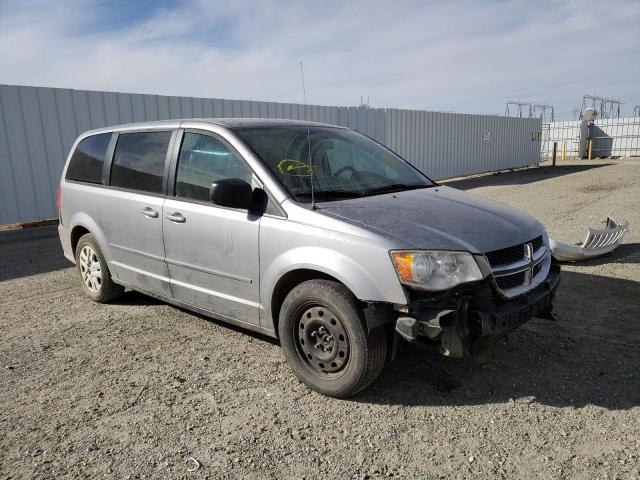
261;246;407;328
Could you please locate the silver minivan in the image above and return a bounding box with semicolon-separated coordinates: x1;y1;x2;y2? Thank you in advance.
58;118;560;397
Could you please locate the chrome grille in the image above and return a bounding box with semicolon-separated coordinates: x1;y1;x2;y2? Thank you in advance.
485;236;549;298
486;236;543;266
495;271;526;290
486;244;525;266
531;235;544;251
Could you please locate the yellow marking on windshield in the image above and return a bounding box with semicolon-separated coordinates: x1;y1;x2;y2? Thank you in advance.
277;159;314;177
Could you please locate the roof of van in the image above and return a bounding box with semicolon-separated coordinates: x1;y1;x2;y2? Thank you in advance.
85;118;345;134
202;118;344;129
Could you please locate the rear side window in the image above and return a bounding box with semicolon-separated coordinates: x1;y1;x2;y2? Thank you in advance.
65;133;111;184
110;131;172;194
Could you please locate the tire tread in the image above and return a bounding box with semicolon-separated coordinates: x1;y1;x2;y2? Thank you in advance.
75;233;124;303
278;279;387;397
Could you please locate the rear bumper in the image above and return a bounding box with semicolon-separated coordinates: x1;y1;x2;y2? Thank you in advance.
395;265;561;357
58;224;75;263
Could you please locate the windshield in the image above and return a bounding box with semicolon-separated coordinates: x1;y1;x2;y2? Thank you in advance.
234;126;434;203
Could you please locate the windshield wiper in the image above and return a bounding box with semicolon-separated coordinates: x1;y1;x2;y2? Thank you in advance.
295;184;430;202
296;190;364;201
362;184;430;196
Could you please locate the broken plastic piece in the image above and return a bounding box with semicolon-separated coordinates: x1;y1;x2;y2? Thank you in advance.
550;217;629;262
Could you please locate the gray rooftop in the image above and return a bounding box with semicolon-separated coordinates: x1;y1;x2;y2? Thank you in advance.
84;117;344;135
194;117;342;129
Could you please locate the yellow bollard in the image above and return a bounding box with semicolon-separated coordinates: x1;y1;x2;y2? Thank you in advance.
561;141;566;161
588;139;593;160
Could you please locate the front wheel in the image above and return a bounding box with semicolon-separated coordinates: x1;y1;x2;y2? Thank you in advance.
278;280;387;398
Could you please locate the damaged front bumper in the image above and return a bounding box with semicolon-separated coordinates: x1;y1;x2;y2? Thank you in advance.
394;264;561;358
550;217;629;262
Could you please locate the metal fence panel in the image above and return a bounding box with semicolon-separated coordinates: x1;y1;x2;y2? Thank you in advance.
541;120;584;158
384;108;540;180
1;85;42;221
0;84;541;225
590;118;640;157
542;118;640;159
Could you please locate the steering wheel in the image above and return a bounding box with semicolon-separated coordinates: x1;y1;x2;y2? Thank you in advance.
333;165;356;177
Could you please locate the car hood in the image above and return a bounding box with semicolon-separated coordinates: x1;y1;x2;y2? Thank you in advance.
317;186;544;253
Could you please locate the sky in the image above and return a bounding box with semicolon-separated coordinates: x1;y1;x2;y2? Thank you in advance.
0;0;638;120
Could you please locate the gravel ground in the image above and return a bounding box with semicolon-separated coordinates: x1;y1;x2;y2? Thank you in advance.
1;159;639;480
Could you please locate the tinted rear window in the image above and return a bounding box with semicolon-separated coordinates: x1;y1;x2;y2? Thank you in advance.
110;131;172;194
65;133;111;184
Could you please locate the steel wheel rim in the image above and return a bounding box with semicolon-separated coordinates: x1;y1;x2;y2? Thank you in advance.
79;245;102;293
294;304;350;378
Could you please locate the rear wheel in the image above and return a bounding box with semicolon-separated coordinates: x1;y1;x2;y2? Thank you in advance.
75;233;124;303
278;280;387;398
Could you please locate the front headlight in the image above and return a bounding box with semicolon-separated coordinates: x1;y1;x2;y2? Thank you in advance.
389;250;484;291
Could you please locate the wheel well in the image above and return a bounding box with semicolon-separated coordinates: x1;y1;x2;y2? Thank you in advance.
70;226;90;255
271;269;339;336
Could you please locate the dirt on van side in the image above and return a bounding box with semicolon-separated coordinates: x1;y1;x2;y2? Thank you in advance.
1;158;639;479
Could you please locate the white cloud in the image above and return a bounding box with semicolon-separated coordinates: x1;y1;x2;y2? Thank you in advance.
0;0;638;119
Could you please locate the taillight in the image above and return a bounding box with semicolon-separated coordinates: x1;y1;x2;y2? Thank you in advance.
56;185;61;218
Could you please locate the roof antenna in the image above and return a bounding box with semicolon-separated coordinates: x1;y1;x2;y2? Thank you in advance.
299;60;316;210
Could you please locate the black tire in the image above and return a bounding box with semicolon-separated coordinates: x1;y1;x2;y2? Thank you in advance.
75;233;124;303
278;279;387;398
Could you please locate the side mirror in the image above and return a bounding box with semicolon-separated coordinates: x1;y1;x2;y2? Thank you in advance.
210;178;267;214
251;187;268;214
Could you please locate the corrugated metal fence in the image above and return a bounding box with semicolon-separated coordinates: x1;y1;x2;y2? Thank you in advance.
0;84;541;225
385;109;540;180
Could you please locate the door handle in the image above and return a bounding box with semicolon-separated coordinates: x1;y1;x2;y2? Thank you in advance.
166;212;186;223
140;207;159;218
